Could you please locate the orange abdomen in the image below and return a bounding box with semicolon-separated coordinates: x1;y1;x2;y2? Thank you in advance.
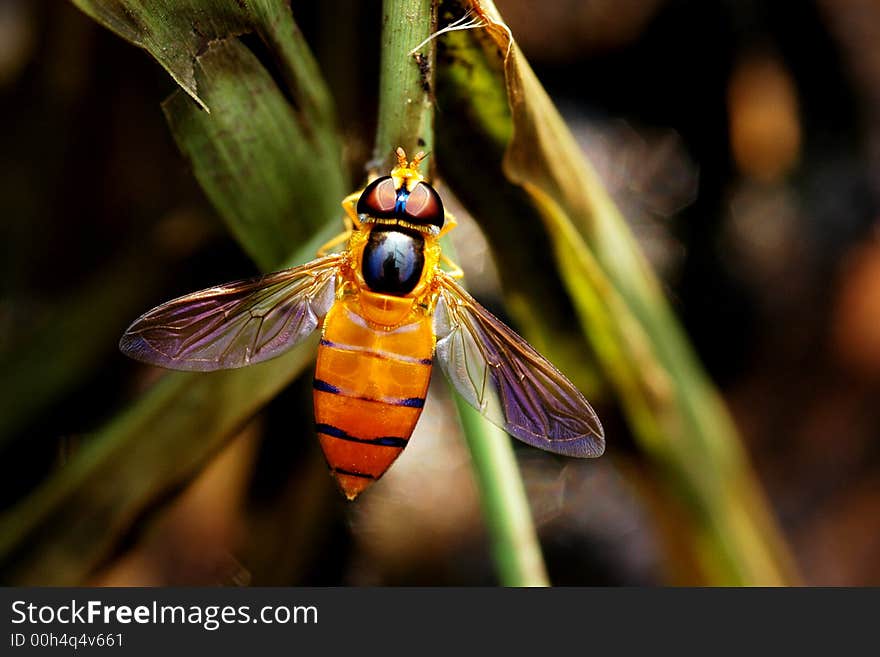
314;294;434;499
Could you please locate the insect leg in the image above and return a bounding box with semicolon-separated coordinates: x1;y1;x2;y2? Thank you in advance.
437;209;458;238
318;189;368;256
439;252;464;279
341;190;366;230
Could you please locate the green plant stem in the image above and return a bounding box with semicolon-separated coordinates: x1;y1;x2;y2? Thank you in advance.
455;398;550;586
442;232;550;586
374;0;549;586
374;0;436;168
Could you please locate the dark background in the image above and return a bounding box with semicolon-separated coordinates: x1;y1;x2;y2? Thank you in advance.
2;0;879;585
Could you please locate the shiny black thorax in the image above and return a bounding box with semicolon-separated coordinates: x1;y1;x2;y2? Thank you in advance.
362;226;425;295
356;176;444;297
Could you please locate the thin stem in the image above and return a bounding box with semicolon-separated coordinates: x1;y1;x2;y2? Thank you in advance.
374;0;436;170
455;398;551;586
374;0;549;586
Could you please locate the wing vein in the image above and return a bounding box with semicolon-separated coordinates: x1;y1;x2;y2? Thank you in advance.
433;273;604;458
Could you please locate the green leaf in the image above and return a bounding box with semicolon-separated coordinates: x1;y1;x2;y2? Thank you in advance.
70;1;332;116
73;0;345;269
162;38;345;269
72;0;250;112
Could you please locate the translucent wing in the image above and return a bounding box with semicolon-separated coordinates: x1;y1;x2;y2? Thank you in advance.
433;273;604;457
120;254;342;371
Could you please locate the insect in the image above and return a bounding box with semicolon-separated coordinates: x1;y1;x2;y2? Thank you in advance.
120;148;604;499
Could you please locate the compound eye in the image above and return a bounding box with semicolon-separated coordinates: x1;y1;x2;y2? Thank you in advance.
356;176;398;217
402;182;444;229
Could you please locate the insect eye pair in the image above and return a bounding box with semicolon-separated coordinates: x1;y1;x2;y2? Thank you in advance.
356;176;444;230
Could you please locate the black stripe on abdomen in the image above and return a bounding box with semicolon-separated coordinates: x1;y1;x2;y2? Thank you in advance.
313;378;425;408
313;379;341;394
316;423;408;448
332;467;376;480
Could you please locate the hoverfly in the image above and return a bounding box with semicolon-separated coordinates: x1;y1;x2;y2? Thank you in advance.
120;148;604;499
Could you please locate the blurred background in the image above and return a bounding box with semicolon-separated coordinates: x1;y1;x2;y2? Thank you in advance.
2;0;879;585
